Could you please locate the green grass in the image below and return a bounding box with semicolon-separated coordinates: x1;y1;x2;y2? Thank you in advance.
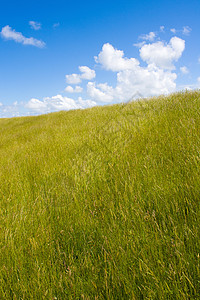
0;90;200;299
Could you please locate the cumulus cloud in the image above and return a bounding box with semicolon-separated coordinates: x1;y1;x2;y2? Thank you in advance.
1;33;187;118
65;85;83;93
115;64;177;99
87;82;114;103
197;77;200;85
180;66;189;74
95;43;139;71
0;25;45;48
77;97;97;109
26;94;96;114
139;31;156;41
88;64;177;103
66;66;95;84
29;21;41;30
79;66;95;80
65;74;81;84
89;38;185;103
139;37;185;70
26;98;47;111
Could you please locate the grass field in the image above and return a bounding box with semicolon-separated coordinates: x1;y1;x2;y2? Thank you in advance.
0;90;200;299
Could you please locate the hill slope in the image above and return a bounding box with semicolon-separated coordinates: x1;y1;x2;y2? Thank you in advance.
0;91;200;299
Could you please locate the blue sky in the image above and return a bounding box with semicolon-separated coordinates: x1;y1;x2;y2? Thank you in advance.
0;0;200;117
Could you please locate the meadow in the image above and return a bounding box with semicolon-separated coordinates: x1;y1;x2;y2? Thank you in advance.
0;90;200;299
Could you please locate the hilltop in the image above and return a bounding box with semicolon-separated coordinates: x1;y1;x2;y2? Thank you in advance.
0;90;200;299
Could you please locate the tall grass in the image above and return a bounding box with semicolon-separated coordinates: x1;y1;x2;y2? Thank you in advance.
0;90;200;299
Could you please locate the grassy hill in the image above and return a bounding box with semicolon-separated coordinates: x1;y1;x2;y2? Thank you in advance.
0;90;200;299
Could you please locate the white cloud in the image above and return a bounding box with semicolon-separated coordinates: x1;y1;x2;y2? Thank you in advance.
198;57;200;64
0;102;3;107
139;31;156;42
26;94;96;114
74;86;83;93
88;64;177;103
116;64;177;99
170;26;192;36
160;26;165;32
77;97;97;109
79;66;95;80
65;85;83;93
180;66;189;74
43;95;80;110
66;66;95;84
1;33;187;118
170;28;176;34
182;26;191;35
95;43;139;71
139;37;185;70
89;39;185;103
65;74;81;84
26;98;47;111
65;86;74;93
0;25;45;48
29;21;41;30
133;41;146;48
87;82;114;103
197;77;200;84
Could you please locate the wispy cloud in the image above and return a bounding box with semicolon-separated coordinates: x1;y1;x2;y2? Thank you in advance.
0;101;21;118
0;25;45;48
180;66;189;74
29;21;41;30
0;29;189;118
170;28;176;34
133;41;146;48
139;31;156;42
160;26;165;32
170;26;192;36
182;26;192;35
53;23;60;28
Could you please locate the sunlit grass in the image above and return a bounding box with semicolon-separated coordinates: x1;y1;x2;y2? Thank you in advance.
0;90;200;299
